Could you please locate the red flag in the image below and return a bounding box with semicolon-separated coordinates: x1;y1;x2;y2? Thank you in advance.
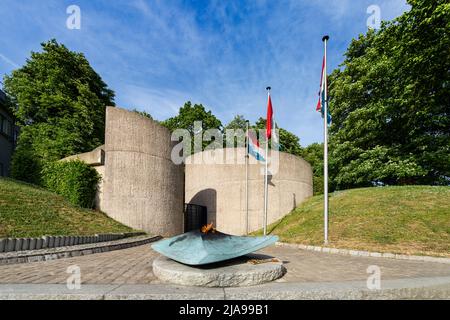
316;56;325;112
266;94;273;139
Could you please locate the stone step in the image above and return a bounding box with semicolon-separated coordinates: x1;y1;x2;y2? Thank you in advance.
0;232;146;253
0;235;160;265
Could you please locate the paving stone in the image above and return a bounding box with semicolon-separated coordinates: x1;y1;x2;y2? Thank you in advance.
6;239;15;252
0;243;449;294
41;237;48;249
35;238;43;250
15;239;23;251
29;239;36;251
21;238;30;251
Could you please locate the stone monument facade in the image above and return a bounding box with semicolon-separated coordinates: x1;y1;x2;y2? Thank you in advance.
185;148;313;235
63;107;313;236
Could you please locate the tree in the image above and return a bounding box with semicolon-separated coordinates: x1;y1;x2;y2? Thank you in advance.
161;101;222;154
328;0;450;189
301;143;325;194
224;115;248;148
3;39;115;183
132;108;153;120
224;115;248;131
254;117;303;156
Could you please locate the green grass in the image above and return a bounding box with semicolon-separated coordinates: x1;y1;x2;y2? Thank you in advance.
255;186;450;257
0;178;135;238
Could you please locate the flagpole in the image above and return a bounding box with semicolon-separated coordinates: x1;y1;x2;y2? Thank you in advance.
322;35;329;245
263;87;271;236
245;120;250;235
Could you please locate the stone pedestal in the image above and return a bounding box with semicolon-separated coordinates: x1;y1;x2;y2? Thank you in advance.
153;254;286;287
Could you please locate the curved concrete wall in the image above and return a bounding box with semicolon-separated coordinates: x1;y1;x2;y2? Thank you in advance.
102;107;184;236
185;148;313;235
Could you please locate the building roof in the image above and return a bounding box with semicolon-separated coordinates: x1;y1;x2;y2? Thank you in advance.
0;89;14;119
0;89;6;104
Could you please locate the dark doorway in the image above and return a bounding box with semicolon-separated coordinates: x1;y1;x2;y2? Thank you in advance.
184;204;207;232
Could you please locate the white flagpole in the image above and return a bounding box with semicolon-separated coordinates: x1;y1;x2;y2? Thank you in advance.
263;87;271;236
322;35;329;245
245;120;250;235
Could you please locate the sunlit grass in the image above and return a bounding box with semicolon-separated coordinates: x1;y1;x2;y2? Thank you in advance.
254;186;450;257
0;178;135;237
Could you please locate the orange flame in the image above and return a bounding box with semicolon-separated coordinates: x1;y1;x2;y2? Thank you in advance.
201;222;215;234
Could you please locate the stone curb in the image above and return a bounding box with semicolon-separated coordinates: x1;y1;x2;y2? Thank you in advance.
276;242;450;264
0;235;161;265
0;276;449;300
0;232;146;253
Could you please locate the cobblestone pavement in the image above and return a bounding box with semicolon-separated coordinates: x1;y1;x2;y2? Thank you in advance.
0;244;449;285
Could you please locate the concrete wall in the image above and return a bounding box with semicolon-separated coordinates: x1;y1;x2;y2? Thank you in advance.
101;107;184;237
185;148;313;235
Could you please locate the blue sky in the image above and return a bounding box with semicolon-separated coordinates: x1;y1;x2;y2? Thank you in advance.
0;0;409;146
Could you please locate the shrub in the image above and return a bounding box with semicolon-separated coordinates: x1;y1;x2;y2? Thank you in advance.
42;160;100;208
10;136;43;186
313;175;324;195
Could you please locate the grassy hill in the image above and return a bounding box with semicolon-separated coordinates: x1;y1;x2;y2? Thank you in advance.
256;186;450;257
0;178;134;238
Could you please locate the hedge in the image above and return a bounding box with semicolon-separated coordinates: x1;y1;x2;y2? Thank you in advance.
41;160;100;208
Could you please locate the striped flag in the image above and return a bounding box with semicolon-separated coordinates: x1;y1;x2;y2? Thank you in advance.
248;130;265;162
317;56;332;125
272;120;280;151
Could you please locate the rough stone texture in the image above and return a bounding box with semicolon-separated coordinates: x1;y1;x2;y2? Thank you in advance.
14;239;22;251
153;255;286;287
102;107;184;237
6;239;15;252
185;148;313;235
105;284;225;300
60;145;105;166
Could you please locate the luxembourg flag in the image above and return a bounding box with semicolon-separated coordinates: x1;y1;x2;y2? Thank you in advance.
248;130;265;162
317;56;332;125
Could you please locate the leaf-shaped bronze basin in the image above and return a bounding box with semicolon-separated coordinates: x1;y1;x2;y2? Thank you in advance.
151;230;279;265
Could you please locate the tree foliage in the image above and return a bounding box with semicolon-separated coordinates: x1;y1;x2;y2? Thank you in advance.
161;101;223;153
224;115;248;148
254;117;303;156
3;39;114;183
301;143;324;194
225;115;248;131
42;160;100;208
328;0;450;189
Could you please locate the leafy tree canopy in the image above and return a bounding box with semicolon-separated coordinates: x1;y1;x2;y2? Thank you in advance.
328;0;450;189
161;101;223;153
4;39;115;183
254;117;303;156
161;101;222;134
224;115;248;131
